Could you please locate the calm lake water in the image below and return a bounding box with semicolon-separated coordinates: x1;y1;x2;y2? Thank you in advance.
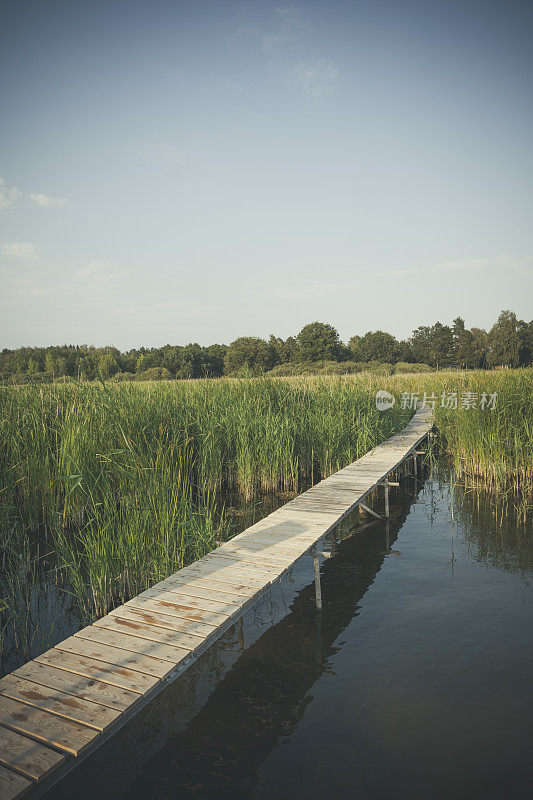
42;466;533;800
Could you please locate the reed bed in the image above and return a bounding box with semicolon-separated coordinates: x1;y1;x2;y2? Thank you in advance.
376;369;532;503
0;376;411;669
1;370;530;672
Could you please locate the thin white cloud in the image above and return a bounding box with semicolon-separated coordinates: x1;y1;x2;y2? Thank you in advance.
1;241;39;259
0;178;22;210
29;193;66;207
288;58;339;97
0;177;66;210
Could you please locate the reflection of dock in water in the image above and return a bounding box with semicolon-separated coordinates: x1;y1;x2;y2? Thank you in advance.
0;410;432;800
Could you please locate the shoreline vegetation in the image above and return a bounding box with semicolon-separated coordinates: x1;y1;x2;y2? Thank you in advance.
1;310;532;384
1;370;531;674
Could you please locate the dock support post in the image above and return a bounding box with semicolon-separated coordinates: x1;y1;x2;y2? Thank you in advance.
413;453;418;477
379;480;397;518
313;554;322;610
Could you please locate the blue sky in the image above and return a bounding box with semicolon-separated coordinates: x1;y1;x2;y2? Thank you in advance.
1;0;532;348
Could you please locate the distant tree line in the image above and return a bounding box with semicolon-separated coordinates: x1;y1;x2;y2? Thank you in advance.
1;310;532;383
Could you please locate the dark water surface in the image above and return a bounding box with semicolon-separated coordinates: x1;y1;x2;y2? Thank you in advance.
47;469;533;800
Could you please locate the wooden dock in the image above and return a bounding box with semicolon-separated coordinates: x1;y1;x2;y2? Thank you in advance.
0;407;433;800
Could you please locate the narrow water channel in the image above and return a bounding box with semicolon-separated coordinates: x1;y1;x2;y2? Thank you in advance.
46;465;533;800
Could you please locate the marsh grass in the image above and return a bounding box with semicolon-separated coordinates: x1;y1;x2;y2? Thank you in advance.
1;370;531;670
0;376;410;664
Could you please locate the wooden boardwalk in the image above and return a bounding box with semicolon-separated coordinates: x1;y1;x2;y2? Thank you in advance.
0;407;433;799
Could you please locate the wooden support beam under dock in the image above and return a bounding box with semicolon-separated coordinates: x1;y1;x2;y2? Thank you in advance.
0;407;433;800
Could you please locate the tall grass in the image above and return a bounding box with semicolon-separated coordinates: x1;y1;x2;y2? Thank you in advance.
0;377;412;524
1;370;530;672
371;369;532;502
0;376;411;668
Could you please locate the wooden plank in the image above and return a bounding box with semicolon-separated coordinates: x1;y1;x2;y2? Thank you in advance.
93;615;205;652
12;662;139;713
223;543;305;560
127;594;231;626
140;586;240;612
157;578;258;601
213;548;293;570
218;537;299;554
73;626;191;667
107;605;217;637
218;541;298;560
0;766;32;800
35;648;159;694
0;695;99;756
66;629;183;674
179;561;272;586
0;726;65;782
173;560;268;583
233;523;317;537
0;676;121;732
226;535;310;552
183;555;276;577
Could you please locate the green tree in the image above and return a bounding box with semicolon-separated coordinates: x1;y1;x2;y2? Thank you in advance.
297;322;342;362
349;331;400;363
98;353;119;379
429;322;453;369
44;352;56;376
56;356;67;376
409;326;432;365
283;336;300;362
452;317;478;368
27;358;40;376
348;335;363;361
224;337;274;375
517;319;533;366
205;344;227;377
488;310;521;367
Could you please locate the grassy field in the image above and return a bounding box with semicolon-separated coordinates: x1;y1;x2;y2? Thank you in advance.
1;369;531;670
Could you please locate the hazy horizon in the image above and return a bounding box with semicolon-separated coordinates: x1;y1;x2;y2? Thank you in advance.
1;0;532;350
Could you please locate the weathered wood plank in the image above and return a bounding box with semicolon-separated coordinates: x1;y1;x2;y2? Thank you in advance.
138;587;239;613
157;578;257;601
35;648;159;694
214;546;295;568
12;662;139;713
225;535;309;552
0;726;65;782
0;765;32;800
127;594;231;627
73;626;191;667
107;605;217;637
178;561;272;586
0;676;121;732
93;615;205;652
0;695;99;756
173;561;267;583
68;629;181;672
